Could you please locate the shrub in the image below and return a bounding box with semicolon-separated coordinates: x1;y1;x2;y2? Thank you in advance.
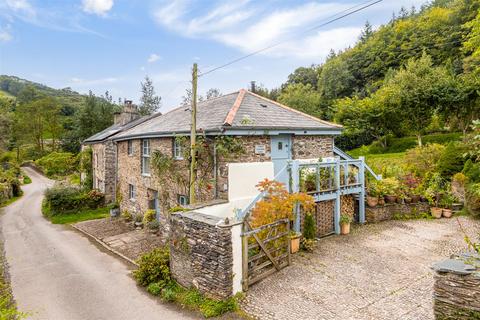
133;247;171;287
436;142;468;178
463;160;480;183
199;297;238;318
303;214;316;240
44;184;104;214
465;183;480;217
377;177;400;195
36;152;77;177
121;210;132;221
143;209;156;225
147;282;166;296
404;144;445;177
161;282;181;302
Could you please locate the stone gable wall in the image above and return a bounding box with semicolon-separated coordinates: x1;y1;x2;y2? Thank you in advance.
292;135;334;159
169;212;234;299
91;141;117;202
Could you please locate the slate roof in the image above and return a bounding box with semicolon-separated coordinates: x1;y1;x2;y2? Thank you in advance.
83;113;161;144
113;89;342;141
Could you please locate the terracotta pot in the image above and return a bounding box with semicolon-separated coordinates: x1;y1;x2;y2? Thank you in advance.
384;195;397;203
290;237;301;254
404;197;412;204
431;207;443;219
340;223;350;235
366;196;379;207
378;198;385;206
442;208;453;218
411;195;420;203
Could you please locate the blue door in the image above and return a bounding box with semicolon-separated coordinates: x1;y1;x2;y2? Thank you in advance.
271;135;292;188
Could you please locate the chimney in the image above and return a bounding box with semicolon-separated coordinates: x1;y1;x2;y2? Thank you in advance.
250;81;256;93
114;99;140;125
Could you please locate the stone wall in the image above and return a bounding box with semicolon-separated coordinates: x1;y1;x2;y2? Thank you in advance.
292;135;334;159
432;254;480;319
365;202;430;223
91;141;116;202
169;211;235;299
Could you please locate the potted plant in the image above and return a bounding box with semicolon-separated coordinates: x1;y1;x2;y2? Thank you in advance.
109;202;120;217
340;214;351;235
440;193;455;218
366;181;379;207
424;173;446;219
289;231;302;254
147;220;160;234
133;214;143;228
382;178;400;204
121;210;132;222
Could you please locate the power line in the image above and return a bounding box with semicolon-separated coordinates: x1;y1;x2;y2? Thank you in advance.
199;0;383;77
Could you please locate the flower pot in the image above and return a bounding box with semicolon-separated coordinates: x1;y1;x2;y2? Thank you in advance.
134;221;143;228
384;195;397;203
442;208;453;218
110;208;120;217
340;223;350;235
411;195;420;203
366;196;379;207
431;207;443;219
404;197;412;204
452;203;463;212
378;198;385;206
290;236;301;254
148;228;159;234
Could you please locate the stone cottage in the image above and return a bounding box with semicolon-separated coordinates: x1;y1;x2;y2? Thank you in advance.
83;101;157;202
110;89;343;218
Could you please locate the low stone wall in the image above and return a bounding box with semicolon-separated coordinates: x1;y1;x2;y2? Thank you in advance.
366;202;430;223
432;254;480;319
169;211;236;299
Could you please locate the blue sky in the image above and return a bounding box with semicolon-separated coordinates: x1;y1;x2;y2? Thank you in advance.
0;0;429;110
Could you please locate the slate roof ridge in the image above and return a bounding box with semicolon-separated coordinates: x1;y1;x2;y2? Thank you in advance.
244;90;343;129
223;89;246;126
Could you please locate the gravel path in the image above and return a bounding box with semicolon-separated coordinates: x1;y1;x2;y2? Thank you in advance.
0;167;197;320
241;217;480;320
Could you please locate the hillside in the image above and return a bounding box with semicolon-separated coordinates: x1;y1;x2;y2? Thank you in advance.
0;75;85;111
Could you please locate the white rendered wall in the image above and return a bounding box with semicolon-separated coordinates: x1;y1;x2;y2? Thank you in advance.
228;162;274;201
230;223;243;295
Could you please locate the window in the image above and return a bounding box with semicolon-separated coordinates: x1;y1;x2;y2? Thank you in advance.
173;139;183;160
278;142;283;150
142;139;151;175
178;194;188;206
129;184;136;200
127;140;133;155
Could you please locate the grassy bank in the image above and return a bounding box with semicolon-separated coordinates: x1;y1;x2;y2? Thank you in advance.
0;239;26;319
0;194;23;208
42;203;109;224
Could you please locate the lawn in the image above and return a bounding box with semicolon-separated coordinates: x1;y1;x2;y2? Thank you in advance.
363;152;406;174
43;205;109;224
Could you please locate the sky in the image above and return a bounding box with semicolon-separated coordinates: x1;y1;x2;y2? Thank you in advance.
0;0;430;110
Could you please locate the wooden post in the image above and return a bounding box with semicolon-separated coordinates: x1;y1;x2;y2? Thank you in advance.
189;63;198;204
359;156;366;224
241;225;249;291
286;220;291;266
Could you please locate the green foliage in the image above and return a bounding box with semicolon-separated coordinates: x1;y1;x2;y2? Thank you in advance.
44;185;104;214
404;144;446;177
139;76;161;116
340;214;352;225
465;183;480;217
147;282;165;296
143;209;156;225
46;206;109;224
436;142;468;178
278;83;326;119
303;213;316;240
198;297;238;318
78;147;93;190
463;159;480;183
36;152;78;177
133;247;171;287
23;174;31;184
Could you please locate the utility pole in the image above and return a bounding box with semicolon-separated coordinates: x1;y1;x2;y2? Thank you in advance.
189;63;198;204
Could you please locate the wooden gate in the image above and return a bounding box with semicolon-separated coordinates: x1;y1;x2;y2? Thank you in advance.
241;219;291;291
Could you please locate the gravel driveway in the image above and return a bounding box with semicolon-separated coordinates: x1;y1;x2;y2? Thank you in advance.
0;167;196;320
241;217;480;320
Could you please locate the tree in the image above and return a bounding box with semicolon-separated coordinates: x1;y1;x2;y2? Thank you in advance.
318;56;355;100
205;88;222;100
278;83;326;119
359;21;373;43
285;66;319;89
139;76;161;116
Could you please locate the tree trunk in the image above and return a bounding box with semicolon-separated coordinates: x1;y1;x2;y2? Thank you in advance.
417;134;423;147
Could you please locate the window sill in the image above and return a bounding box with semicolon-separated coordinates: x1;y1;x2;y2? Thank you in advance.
142;173;151;177
174;157;184;161
129;198;136;202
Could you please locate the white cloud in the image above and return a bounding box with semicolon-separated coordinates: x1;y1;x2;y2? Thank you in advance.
82;0;114;16
70;76;118;86
0;24;12;42
147;53;161;63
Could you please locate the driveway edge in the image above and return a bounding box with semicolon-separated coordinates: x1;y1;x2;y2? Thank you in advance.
70;224;139;267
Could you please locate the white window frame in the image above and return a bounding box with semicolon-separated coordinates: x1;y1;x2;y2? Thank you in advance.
141;139;151;176
127;140;133;156
173;139;183;160
178;194;188;206
129;184;136;201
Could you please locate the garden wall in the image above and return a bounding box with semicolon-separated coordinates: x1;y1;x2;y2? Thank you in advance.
365;202;430;223
169;211;242;299
432;254;480;319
